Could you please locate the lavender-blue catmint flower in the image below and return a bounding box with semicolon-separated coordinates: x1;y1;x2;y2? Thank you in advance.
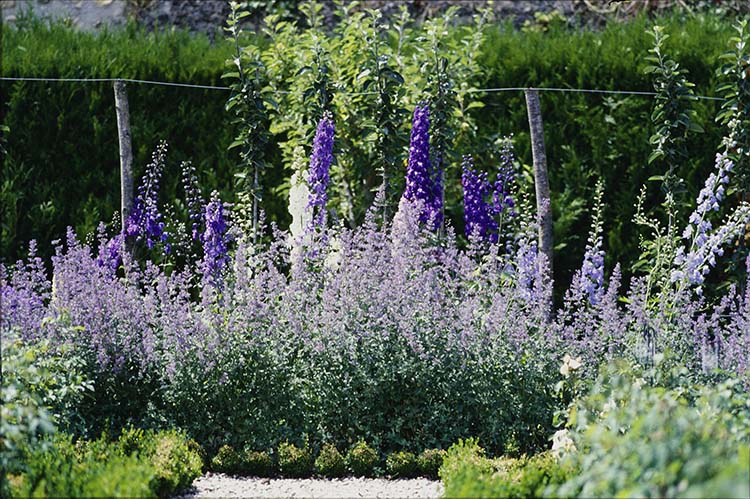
307;114;335;229
201;191;230;286
403;103;442;229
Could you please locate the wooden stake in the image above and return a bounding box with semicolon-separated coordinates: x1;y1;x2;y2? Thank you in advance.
114;79;133;232
525;88;554;309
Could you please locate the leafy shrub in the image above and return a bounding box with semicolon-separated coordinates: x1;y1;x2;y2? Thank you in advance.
148;430;204;497
115;427;203;497
11;433;154;498
417;448;447;478
243;449;274;477
314;443;346;477
386;451;418;478
551;361;750;498
2;10;740;294
0;335;92;496
346;440;379;477
211;445;243;474
277;441;313;478
439;439;573;498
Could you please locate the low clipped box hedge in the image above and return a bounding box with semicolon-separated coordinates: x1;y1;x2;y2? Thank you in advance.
386;451;418;478
10;429;203;499
439;439;572;498
277;441;313;478
346;440;379;477
243;449;274;477
315;443;347;477
211;445;243;474
417;448;447;478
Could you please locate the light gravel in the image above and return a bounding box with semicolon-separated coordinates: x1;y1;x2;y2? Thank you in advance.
177;473;444;499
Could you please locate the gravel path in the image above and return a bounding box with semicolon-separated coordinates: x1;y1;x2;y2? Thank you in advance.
177;473;444;498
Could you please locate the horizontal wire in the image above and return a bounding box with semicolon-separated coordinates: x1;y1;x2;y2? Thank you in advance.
0;76;725;101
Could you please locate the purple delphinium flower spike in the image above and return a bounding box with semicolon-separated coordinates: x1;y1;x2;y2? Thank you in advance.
181;161;204;241
462;155;498;242
579;238;605;305
673;151;745;290
461;149;516;243
307;114;335;230
201;191;230;287
403;102;442;229
124;142;170;253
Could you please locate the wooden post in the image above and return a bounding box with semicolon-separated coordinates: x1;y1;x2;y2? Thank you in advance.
524;88;554;309
114;80;133;232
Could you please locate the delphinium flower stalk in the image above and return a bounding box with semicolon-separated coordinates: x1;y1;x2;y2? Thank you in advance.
201;191;230;288
95;222;124;275
181;160;204;241
403;102;442;229
307;114;335;231
461;149;516;244
578;182;605;305
673;150;750;293
462;155;497;241
125;142;170;253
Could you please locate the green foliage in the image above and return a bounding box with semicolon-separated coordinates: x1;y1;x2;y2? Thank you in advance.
242;449;274;477
223;1;274;242
277;441;313;477
9;428;203;499
2;10;740;292
416;448;446;478
11;434;154;498
0;337;92;495
551;360;750;498
386;450;418;478
345;440;378;477
439;439;573;499
644;25;703;192
716;19;750;195
314;443;346;477
147;430;204;497
211;444;243;474
1;18;237;263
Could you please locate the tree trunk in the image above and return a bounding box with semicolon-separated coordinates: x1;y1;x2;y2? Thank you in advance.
525;88;554;312
114;80;134;232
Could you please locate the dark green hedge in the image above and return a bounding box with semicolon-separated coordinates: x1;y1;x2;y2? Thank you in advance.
1;18;237;262
0;13;738;289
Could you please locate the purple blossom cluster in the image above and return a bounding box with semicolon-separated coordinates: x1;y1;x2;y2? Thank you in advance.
673;152;745;290
2;196;750;453
200;191;230;288
403;103;442;228
181;161;204;241
461;153;516;243
307;114;335;229
125;141;170;253
579;238;605;305
95;224;124;276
